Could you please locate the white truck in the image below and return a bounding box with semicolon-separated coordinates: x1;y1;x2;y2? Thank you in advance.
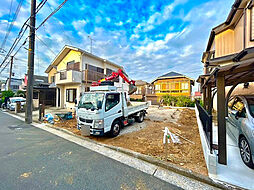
77;85;148;137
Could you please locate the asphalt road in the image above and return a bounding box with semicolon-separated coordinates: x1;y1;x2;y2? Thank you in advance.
0;111;180;190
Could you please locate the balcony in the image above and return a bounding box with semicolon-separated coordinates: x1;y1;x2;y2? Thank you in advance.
83;69;105;82
55;70;82;85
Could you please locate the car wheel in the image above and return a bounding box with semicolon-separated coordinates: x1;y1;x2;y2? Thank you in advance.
110;120;121;137
239;136;254;169
136;112;144;123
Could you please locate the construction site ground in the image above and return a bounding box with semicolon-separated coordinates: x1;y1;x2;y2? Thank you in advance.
53;106;208;176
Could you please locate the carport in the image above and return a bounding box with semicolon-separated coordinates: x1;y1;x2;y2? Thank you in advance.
198;59;254;165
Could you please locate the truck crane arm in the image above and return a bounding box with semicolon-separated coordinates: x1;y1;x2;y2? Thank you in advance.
91;69;137;95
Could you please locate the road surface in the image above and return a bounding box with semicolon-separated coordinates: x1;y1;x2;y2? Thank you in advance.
0;111;180;190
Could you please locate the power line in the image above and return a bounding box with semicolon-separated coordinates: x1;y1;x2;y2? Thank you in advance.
0;38;28;74
0;0;25;50
45;1;73;45
35;34;57;56
0;0;48;70
36;0;68;30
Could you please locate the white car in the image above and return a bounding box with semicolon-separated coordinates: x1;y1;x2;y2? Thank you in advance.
7;97;26;111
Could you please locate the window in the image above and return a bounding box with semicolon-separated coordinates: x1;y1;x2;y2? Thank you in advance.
66;89;77;103
60;71;67;80
106;68;113;75
251;7;254;41
51;76;55;83
105;93;120;111
67;61;80;71
12;85;19;90
181;82;189;90
87;64;104;73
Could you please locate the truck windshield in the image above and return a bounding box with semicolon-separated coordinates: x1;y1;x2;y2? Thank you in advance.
79;93;104;110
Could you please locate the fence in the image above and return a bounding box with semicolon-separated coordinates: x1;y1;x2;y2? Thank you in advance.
195;100;213;153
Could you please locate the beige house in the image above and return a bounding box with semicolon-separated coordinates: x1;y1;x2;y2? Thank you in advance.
45;45;127;109
201;0;254;105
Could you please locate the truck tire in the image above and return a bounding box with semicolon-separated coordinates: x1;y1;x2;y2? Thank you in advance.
136;112;144;123
110;120;121;137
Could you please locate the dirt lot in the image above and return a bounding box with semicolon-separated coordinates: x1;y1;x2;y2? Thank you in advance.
53;107;208;176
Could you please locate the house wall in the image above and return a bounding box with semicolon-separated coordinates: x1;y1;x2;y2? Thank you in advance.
57;50;81;71
154;77;192;97
48;67;57;83
215;29;235;58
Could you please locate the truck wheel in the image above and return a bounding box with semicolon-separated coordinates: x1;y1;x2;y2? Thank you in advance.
136;112;144;123
110;120;121;137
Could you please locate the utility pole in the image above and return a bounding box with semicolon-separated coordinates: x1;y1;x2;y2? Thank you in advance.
87;35;94;54
8;56;13;90
25;0;36;124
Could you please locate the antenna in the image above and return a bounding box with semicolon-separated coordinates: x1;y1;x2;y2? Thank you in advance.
87;35;95;54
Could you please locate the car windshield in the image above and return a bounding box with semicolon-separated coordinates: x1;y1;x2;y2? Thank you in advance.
246;97;254;117
11;99;24;103
79;93;104;110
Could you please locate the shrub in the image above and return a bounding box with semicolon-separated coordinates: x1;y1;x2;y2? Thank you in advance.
1;90;14;102
162;95;195;107
15;90;26;97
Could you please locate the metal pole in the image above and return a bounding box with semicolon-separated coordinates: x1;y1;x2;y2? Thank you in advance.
8;56;13;90
25;0;36;124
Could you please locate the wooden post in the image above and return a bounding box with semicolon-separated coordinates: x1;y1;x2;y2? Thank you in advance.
217;75;227;165
207;84;212;114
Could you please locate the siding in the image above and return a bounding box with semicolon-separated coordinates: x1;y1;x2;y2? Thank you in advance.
215;29;235;58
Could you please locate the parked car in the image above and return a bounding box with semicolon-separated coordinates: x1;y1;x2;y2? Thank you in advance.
7;97;26;111
228;95;254;169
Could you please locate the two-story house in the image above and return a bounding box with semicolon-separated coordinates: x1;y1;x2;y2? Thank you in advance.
197;0;254;168
202;0;254;78
152;71;194;98
45;45;127;109
201;0;254;108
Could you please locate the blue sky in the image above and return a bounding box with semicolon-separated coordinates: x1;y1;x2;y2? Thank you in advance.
0;0;234;90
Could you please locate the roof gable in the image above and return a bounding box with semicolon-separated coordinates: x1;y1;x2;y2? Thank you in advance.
159;71;183;78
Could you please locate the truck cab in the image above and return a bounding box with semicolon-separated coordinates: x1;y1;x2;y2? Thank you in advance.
77;85;148;137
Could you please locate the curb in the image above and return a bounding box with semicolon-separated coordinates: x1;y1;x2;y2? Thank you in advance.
44;124;233;190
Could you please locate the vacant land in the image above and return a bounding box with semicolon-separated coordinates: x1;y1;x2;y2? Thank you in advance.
53;107;208;176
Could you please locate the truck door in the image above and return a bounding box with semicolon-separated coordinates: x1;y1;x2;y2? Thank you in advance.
104;93;122;133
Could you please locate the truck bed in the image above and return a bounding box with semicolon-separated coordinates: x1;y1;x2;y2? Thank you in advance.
125;102;148;116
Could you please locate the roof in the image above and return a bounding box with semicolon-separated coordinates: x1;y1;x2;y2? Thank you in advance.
152;71;194;84
204;0;249;52
158;71;184;78
135;80;148;86
45;45;123;73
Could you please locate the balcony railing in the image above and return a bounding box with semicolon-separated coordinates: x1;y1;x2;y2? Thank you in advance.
83;69;105;82
55;70;81;85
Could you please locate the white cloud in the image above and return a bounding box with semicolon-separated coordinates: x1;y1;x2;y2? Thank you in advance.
115;21;123;26
72;19;87;30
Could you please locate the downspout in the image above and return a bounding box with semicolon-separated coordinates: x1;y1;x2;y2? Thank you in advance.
243;7;246;49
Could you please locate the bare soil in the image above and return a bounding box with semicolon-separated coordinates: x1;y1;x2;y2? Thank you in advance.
53;108;208;176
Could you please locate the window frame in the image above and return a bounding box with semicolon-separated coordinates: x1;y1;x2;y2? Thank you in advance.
66;88;77;103
105;93;120;112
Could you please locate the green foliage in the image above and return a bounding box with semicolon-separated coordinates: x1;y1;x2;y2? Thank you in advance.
162;95;195;107
15;90;26;97
1;90;14;102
